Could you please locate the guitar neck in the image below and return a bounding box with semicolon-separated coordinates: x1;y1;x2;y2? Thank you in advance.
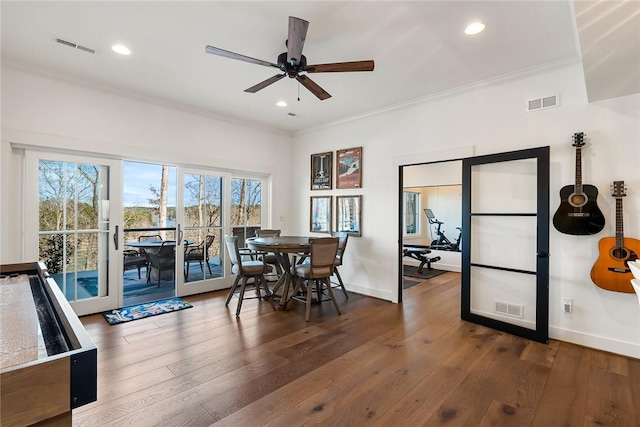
616;197;624;249
574;147;583;193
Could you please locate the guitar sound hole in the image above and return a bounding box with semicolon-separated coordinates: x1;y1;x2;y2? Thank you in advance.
568;193;587;207
610;247;628;260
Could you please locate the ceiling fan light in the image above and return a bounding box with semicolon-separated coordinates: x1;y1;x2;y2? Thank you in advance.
465;22;485;35
276;101;288;107
112;44;131;55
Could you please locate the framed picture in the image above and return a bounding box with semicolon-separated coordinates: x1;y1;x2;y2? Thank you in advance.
336;195;362;237
336;147;362;189
310;152;332;190
310;196;332;233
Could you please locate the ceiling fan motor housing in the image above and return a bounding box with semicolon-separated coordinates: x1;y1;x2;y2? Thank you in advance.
278;52;307;77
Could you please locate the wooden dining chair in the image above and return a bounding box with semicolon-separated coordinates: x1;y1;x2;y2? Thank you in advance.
224;235;276;317
330;231;350;298
290;237;340;321
255;229;283;277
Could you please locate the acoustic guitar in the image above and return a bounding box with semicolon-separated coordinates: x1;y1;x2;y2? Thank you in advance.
590;181;640;293
553;132;605;235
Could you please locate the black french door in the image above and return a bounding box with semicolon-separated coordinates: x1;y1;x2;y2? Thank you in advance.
461;147;550;343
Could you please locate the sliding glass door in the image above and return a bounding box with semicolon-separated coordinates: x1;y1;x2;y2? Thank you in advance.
176;168;232;296
25;151;122;315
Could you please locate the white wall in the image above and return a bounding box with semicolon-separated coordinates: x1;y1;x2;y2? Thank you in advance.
0;64;294;263
290;59;640;358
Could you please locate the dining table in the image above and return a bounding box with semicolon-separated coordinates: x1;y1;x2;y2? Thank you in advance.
245;236;311;309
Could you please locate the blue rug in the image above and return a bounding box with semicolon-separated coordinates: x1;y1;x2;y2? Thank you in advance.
103;297;193;325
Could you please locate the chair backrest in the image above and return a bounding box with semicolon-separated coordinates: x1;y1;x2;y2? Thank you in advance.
256;229;281;238
139;234;162;242
146;241;175;266
309;237;339;277
331;231;349;260
224;235;241;267
205;234;216;249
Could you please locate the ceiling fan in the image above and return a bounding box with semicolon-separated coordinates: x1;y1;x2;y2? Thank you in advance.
205;16;374;100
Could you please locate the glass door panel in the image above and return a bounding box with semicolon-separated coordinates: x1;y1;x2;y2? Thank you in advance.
462;147;550;343
177;169;230;296
231;177;263;242
26;152;121;315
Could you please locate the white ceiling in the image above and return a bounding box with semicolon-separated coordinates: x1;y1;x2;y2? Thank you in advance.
0;1;636;134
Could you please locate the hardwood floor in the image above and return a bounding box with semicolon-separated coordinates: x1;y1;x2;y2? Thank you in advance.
75;272;640;426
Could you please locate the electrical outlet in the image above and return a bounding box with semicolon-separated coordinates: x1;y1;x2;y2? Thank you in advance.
562;298;573;313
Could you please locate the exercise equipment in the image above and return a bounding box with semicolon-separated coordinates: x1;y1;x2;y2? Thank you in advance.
424;209;462;252
403;244;441;274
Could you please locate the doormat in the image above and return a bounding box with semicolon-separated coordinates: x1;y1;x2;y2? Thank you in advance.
403;279;421;289
403;265;447;280
102;297;193;325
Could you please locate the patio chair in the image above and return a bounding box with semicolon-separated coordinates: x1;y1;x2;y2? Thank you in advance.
224;235;276;317
123;249;147;279
290;237;341;321
144;241;175;287
255;229;283;277
184;235;215;280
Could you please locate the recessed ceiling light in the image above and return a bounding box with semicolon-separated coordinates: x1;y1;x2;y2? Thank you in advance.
465;22;485;35
112;44;131;55
276;101;287;107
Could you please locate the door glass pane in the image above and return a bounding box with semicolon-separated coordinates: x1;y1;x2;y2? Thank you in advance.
38;160;109;301
183;173;224;283
470;266;537;330
231;178;262;241
471;216;537;272
471;159;537;213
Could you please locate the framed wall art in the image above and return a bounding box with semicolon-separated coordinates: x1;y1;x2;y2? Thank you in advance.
336;147;362;189
310;152;332;190
336;195;362;237
310;196;332;233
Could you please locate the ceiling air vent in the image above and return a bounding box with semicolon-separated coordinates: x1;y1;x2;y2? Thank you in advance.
526;93;559;112
54;37;98;54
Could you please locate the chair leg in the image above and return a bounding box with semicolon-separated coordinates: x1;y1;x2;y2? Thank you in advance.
333;267;349;298
236;277;249;317
324;278;342;316
259;276;277;311
305;280;314;321
206;260;212;276
225;276;241;307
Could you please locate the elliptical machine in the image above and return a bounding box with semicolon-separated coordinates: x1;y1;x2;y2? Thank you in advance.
424;209;462;252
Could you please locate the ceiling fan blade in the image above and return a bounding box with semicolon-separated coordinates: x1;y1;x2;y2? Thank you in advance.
305;60;375;73
287;16;309;65
205;45;279;69
296;75;331;100
244;74;286;93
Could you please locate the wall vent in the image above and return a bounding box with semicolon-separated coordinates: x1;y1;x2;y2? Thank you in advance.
526;94;559;112
495;301;524;319
54;37;98;54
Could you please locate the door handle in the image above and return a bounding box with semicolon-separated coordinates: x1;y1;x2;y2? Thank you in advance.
113;225;119;250
177;224;183;245
537;251;549;258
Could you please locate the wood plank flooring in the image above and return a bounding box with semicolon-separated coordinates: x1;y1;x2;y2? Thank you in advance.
75;272;640;426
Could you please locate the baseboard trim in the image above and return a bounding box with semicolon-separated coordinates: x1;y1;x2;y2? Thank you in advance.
550;326;640;359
